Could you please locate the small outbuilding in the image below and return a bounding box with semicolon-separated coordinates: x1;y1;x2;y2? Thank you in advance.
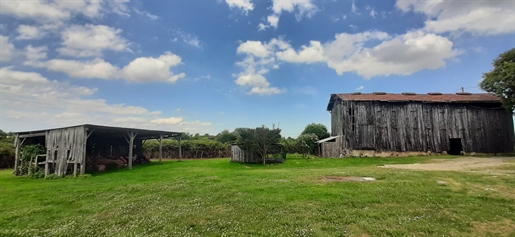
320;92;515;157
13;124;182;177
231;144;286;163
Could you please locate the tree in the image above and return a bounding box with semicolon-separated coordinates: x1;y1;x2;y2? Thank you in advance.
215;129;238;144
301;123;330;140
237;126;282;164
479;48;515;111
297;133;319;155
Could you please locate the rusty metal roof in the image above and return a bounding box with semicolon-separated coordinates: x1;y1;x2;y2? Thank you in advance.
327;93;501;111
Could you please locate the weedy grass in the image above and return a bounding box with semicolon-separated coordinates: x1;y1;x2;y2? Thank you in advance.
1;155;514;237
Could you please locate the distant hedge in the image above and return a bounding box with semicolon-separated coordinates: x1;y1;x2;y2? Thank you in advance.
143;139;230;159
0;137;15;168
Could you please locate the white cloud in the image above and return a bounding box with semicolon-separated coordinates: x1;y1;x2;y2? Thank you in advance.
260;0;317;29
0;0;69;22
122;52;186;83
26;50;186;83
276;41;326;64
248;87;284;95
0;35;15;62
237;41;270;57
0;0;129;22
25;45;48;62
173;29;202;48
267;15;280;29
150;117;184;125
1;67;210;132
133;8;158;20
58;24;129;57
257;23;269;31
325;31;460;78
396;0;515;36
16;25;43;40
271;0;316;17
32;58;119;79
234;30;459;87
369;9;377;18
235;39;288;95
355;86;364;91
351;1;358;14
225;0;254;13
236;74;270;88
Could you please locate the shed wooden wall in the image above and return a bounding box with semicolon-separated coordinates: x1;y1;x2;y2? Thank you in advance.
330;100;514;154
231;145;261;163
46;126;86;176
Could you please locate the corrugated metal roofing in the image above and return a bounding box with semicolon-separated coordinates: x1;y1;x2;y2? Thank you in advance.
327;93;501;111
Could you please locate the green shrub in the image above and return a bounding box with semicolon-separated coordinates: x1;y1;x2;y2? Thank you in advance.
0;137;14;168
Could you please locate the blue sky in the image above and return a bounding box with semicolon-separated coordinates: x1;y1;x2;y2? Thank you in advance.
0;0;514;138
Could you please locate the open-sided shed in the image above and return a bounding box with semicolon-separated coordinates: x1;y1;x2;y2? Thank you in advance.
13;124;182;177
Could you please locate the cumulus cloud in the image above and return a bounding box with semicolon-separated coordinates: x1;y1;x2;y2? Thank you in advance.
150;117;184;125
16;25;43;40
324;31;460;78
25;45;48;62
25;50;186;83
32;58;119;79
122;52;186;83
237;41;270;58
0;0;129;22
276;41;326;64
58;24;129;57
234;30;459;89
260;0;317;29
235;39;287;95
0;67;210;131
225;0;254;13
396;0;515;36
0;35;15;62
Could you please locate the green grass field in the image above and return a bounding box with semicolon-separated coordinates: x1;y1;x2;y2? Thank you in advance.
1;156;514;237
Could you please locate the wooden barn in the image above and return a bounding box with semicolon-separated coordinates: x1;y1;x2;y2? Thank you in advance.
13;124;182;177
320;92;515;157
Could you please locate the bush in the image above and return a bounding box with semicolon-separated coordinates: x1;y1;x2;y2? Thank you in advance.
0;139;15;168
142;139;231;159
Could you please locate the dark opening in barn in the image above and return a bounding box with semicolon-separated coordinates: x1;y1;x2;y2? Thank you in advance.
448;138;463;155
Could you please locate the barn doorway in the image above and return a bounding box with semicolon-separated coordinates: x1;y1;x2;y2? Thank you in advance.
448;138;463;155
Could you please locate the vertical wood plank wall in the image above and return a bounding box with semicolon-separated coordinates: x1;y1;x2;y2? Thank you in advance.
329;100;514;154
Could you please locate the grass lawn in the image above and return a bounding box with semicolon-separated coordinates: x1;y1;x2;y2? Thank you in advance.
1;156;514;237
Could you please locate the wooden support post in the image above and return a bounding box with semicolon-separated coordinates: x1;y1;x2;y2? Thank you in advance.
178;134;182;161
81;130;93;175
127;132;137;169
13;134;19;175
159;135;163;164
13;136;26;176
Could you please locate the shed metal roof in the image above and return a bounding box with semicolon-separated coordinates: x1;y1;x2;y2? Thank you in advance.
327;93;501;111
15;124;182;139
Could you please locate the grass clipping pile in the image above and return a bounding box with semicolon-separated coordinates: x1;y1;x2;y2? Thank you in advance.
380;157;515;173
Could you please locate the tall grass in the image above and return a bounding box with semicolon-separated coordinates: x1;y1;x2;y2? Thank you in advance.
1;156;514;236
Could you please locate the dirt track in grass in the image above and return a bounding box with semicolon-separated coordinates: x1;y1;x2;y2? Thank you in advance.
380;157;515;172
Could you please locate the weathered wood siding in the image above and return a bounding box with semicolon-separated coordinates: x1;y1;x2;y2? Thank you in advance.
231;145;261;163
320;137;345;157
330;100;514;154
46;126;86;176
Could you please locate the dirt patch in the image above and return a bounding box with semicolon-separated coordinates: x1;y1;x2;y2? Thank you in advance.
473;219;515;237
323;176;376;182
380;157;515;171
